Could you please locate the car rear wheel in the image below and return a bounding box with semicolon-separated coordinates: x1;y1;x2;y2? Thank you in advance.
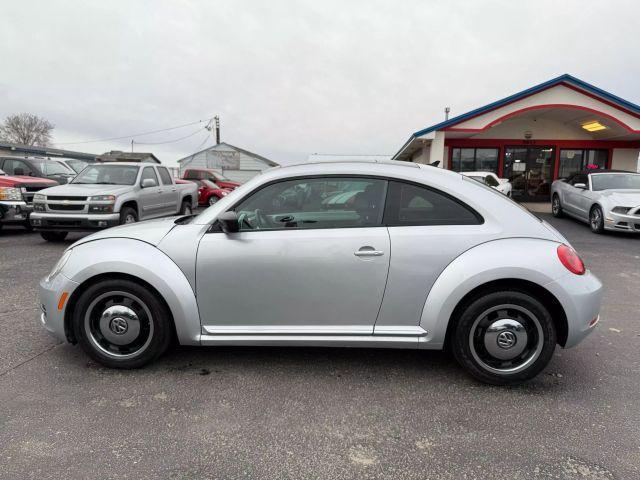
589;205;604;234
551;194;563;218
40;231;68;242
451;290;556;385
72;279;173;368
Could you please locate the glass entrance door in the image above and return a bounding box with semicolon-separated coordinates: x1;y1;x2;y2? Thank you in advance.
503;147;555;201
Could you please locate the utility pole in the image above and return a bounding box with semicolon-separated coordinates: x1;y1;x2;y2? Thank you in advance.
131;139;134;152
214;115;220;144
445;107;450;121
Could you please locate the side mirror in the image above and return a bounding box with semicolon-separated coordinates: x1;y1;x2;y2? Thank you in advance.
141;178;157;188
217;211;239;233
574;182;587;189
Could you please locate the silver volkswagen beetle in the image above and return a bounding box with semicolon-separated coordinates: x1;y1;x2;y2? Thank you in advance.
551;170;640;233
39;160;602;384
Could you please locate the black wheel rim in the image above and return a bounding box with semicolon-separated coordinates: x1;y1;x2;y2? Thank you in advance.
469;304;544;374
84;291;154;359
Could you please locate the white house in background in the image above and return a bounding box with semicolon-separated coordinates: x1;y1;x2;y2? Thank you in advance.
393;74;640;201
177;142;278;183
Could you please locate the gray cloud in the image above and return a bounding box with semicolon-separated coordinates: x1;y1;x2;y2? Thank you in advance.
1;0;638;166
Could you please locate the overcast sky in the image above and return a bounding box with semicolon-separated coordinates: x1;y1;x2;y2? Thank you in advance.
1;0;638;166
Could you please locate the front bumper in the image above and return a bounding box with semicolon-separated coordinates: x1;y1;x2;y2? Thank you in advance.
39;273;80;343
30;212;120;231
0;201;32;224
544;270;603;348
604;210;640;233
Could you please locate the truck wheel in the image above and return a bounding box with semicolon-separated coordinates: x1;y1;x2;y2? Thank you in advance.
451;290;556;385
180;200;193;215
119;207;138;225
71;278;173;369
40;231;68;242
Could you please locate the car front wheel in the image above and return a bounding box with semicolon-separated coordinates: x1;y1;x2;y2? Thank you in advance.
590;205;604;234
451;290;556;385
551;194;563;218
41;231;68;242
72;279;173;368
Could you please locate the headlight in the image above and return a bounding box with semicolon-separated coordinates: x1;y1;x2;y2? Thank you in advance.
90;195;116;202
33;193;46;202
611;206;631;214
46;249;72;282
0;187;23;201
221;191;228;196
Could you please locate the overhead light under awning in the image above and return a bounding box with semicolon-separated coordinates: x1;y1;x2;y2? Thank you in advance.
582;121;608;132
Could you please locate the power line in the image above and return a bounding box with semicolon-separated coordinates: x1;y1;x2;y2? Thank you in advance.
133;127;207;145
54;116;215;145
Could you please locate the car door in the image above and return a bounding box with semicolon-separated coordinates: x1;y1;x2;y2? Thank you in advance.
565;173;589;218
374;180;491;333
138;166;163;219
156;166;179;214
196;176;391;334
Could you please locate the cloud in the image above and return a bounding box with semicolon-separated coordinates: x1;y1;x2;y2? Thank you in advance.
0;0;638;166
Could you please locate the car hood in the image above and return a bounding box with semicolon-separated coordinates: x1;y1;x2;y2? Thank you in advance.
0;174;57;186
599;190;640;205
69;216;180;250
38;183;134;196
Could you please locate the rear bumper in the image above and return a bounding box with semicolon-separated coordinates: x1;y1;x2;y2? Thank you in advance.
544;270;603;348
0;201;32;224
39;273;80;343
30;212;120;231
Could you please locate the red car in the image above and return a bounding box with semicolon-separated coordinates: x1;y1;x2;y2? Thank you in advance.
182;168;241;190
177;178;230;206
0;167;57;230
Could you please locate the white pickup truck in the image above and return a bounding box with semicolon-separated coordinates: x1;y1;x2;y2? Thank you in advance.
30;162;198;242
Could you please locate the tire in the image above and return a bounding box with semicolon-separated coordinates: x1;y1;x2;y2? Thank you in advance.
589;205;604;234
119;206;138;225
23;221;34;232
180;200;193;215
40;231;68;242
72;279;173;369
451;290;556;385
551;194;563;218
208;196;218;206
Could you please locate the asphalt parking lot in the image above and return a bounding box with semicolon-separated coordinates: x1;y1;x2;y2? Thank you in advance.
0;215;639;479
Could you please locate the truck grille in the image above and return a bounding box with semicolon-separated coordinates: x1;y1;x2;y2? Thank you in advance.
46;196;88;201
48;204;85;211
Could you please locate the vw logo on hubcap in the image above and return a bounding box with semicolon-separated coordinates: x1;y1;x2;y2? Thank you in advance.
109;317;129;335
496;331;517;349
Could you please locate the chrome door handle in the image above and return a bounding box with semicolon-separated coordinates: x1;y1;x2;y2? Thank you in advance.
354;247;384;257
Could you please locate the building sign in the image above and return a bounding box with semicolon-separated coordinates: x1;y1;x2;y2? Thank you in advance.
206;150;241;170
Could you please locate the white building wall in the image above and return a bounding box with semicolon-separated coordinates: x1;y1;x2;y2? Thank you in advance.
611;148;640;172
429;131;446;167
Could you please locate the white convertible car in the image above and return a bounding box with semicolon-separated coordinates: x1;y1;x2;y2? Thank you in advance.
551;170;640;233
462;171;512;197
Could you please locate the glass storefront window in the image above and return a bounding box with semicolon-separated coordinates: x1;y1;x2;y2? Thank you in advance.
559;149;607;178
451;148;498;173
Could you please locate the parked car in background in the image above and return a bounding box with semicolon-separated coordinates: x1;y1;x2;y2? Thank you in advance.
0;167;57;230
0;156;75;184
39;160;602;385
462;171;512;196
55;158;93;174
551;169;640;233
190;178;231;206
182;168;241;190
30;162;197;241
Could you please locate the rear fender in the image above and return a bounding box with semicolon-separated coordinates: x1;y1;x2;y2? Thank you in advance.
419;238;566;347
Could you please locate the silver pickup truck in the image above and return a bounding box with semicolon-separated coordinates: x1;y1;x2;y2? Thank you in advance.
30;162;197;242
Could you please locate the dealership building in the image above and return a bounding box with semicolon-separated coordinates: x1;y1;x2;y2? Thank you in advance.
393;74;640;201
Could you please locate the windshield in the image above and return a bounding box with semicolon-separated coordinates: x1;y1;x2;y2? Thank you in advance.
72;165;140;185
29;159;74;175
65;159;89;173
591;173;640;191
202;179;219;189
211;172;230;182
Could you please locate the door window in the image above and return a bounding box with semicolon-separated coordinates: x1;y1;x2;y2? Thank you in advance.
2;159;34;176
157;167;173;185
141;167;158;185
383;181;481;226
234;177;387;230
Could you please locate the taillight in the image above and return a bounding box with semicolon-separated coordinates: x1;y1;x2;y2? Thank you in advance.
557;244;585;275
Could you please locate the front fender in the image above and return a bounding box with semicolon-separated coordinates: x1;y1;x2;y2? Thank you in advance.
62;238;201;345
419;237;566;348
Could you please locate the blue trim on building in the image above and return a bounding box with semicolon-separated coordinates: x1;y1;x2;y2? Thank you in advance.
393;74;640;159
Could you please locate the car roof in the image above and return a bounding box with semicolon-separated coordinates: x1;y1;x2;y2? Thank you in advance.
93;162;160;167
461;171;493;176
575;169;636;176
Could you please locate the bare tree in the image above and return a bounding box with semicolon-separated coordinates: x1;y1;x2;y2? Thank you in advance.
0;113;54;146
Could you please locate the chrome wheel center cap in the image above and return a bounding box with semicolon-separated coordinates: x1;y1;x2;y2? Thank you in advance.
483;319;528;360
109;317;129;335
